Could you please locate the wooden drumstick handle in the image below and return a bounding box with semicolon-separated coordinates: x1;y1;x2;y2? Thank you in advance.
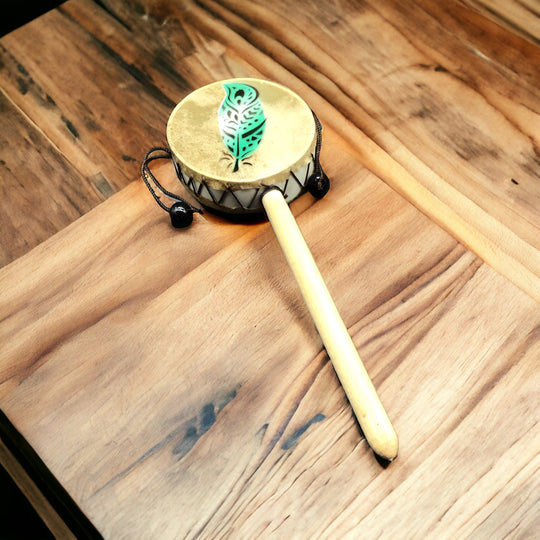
262;188;398;461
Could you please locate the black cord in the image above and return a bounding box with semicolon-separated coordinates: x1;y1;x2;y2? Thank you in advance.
312;111;323;174
307;111;330;198
141;146;203;214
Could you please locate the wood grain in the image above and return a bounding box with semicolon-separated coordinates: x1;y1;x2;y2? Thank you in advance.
0;90;99;267
2;0;540;295
2;129;539;538
0;1;180;264
179;0;540;299
1;0;540;538
465;0;540;44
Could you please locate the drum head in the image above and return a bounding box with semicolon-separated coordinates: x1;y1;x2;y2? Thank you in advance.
167;78;316;190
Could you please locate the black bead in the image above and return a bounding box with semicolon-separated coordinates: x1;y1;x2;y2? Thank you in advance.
170;201;194;228
306;169;330;199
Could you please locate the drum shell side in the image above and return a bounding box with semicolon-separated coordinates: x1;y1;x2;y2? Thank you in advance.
172;155;316;214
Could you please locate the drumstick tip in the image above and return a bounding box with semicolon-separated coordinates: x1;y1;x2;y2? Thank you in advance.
370;432;399;463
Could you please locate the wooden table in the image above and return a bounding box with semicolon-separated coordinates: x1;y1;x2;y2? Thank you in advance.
1;1;539;538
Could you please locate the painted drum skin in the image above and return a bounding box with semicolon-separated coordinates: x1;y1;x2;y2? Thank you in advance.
167;78;318;213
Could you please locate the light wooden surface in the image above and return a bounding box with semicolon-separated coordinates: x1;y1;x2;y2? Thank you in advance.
1;1;539;538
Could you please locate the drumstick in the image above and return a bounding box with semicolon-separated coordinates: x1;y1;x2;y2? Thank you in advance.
262;188;398;461
158;77;398;460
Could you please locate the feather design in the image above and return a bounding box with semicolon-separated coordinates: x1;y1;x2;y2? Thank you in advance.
218;83;266;172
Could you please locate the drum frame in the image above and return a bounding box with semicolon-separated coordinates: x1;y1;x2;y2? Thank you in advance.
172;155;316;214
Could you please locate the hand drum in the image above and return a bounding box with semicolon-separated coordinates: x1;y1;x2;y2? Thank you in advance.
146;78;398;460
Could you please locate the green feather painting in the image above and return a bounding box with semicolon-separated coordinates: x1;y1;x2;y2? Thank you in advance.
218;83;266;172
